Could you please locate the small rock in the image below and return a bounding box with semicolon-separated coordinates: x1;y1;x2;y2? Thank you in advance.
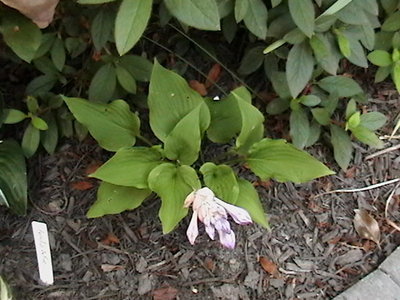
244;270;260;289
59;253;72;271
136;256;147;273
336;249;363;266
137;273;156;295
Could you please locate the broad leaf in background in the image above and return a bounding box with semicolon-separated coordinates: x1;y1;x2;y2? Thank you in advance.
243;0;268;39
235;0;249;22
91;8;115;51
119;55;153;82
360;112;387;131
115;0;153;55
164;0;220;31
330;124;352;170
392;62;400;93
22;123;40;158
235;178;268;228
351;125;384;148
318;76;362;97
40;112;58;154
149;61;210;165
286;42;314;98
0;12;42;62
288;0;315;37
64;97;140;151
0;140;27;215
290;105;309;149
200;163;239;204
87;182;151;218
309;33;340;75
367;50;392;67
90;147;163;188
247;138;334;183
88;63;117;102
148;163;201;233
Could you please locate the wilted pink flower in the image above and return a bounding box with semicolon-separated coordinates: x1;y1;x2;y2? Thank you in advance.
184;187;252;249
1;0;59;28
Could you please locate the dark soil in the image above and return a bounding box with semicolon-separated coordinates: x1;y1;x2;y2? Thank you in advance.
1;81;400;300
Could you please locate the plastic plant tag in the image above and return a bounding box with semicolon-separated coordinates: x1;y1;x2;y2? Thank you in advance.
31;221;54;285
0;188;9;207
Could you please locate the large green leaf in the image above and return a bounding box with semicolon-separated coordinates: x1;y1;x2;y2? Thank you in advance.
87;182;151;218
115;0;153;55
64;97;140;151
0;12;42;62
235;0;249;22
288;0;315;37
40;112;58;154
286;42;314;98
367;50;392;67
91;8;115;51
148;61;210;164
351;126;384;148
330;124;353;170
318;76;362;97
235;178;268;228
309;33;340;75
148;163;201;233
200;163;239;204
164;0;220;30
290;106;310;149
88;63;117;103
90;147;163;188
22;123;40;158
360;112;387;130
243;0;268;39
119;55;153;82
247;138;334;183
0;140;27;215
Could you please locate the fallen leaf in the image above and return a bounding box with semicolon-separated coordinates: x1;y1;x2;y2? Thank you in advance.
203;257;216;272
205;63;221;88
85;162;102;175
71;180;94;191
259;256;279;276
189;80;207;96
153;286;178;300
101;264;124;272
345;166;357;178
101;233;120;245
354;209;381;245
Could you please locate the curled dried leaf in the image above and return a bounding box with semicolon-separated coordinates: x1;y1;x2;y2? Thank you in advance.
189;80;207;96
354;209;381;245
259;256;279;276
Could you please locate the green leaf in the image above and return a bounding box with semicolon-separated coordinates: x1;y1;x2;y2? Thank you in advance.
318;76;362;97
375;66;391;83
351;126;384;148
263;39;286;54
238;46;265;75
290;107;310;149
148;163;201;233
88;63;117;103
305;120;321;147
235;0;249;22
26;96;39;114
347;38;368;68
26;74;57;96
330;124;353;170
87;182;151;218
64;97;140;151
270;71;291;99
164;0;220;31
299;95;321;107
200;163;239;204
392;62;400;93
31;116;48;130
235;178;269;228
345;98;357;119
382;11;400;31
50;38;66;72
0;140;27;215
116;65;137;94
319;0;352;17
40;112;58;154
119;55;153;82
367;50;393;67
3;109;27;124
284;28;306;44
233;87;264;153
286;42;314;98
243;0;268;39
115;0;153;55
22;123;40;158
148;61;210;164
266;98;290;115
336;31;351;58
0;12;42;62
288;0;315;37
247;138;334;183
347;111;361;130
91;8;115;51
311;108;331;125
360;112;387;130
309;33;340;75
91;147;163;188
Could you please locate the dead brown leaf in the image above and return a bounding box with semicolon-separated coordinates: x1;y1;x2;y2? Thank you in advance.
203;257;216;272
152;286;178;300
70;180;94;191
101;264;124;272
189;80;207;96
205;63;222;88
100;233;120;245
85;162;102;175
354;209;381;245
259;256;279;276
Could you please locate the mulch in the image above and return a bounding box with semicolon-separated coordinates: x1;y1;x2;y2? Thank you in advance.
1;84;400;300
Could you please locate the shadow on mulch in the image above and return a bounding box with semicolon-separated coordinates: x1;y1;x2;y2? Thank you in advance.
1;86;400;300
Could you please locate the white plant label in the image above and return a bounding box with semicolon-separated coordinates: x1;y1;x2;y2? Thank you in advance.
32;221;54;285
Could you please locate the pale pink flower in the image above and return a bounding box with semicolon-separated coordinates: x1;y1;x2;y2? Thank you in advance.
184;187;252;249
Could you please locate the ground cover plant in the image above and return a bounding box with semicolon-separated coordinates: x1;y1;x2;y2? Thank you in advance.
0;0;399;298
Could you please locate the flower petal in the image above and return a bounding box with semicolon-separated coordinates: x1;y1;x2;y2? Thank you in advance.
213;218;232;233
186;210;199;245
214;198;252;225
218;229;236;249
183;191;196;208
203;216;216;240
